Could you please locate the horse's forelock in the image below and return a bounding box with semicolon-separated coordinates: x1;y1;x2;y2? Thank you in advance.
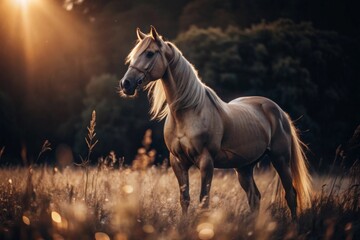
126;37;152;64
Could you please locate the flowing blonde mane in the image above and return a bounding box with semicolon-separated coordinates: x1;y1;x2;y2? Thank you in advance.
127;38;224;120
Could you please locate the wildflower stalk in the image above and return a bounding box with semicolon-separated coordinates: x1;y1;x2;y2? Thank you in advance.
85;110;99;162
36;140;52;163
0;146;4;161
76;110;98;203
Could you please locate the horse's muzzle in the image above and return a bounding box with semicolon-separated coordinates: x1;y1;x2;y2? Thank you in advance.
120;78;136;96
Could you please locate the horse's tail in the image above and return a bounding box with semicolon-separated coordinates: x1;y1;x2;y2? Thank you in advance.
287;115;312;212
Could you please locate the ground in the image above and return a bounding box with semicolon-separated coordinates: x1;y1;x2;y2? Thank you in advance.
0;162;358;240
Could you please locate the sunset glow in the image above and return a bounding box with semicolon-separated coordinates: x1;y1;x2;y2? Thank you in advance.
4;0;88;77
13;0;30;8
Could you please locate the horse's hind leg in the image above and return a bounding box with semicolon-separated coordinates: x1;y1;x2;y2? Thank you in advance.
271;152;297;220
236;165;261;213
170;154;190;214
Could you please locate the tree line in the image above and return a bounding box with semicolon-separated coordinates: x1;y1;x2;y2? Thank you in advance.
0;0;359;168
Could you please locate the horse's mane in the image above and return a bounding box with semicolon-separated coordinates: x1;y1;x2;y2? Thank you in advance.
127;37;224;120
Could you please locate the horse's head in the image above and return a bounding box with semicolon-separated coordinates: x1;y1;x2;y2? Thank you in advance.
120;26;171;96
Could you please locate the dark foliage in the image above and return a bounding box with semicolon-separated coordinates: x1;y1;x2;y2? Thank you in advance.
0;0;359;166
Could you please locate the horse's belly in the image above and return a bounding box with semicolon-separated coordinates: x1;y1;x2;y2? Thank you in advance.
213;150;253;168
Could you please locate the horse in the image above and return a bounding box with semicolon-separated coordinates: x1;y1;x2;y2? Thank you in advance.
119;26;312;219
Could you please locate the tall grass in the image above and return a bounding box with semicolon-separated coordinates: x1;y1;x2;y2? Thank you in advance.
0;146;5;161
0;162;358;239
36;140;52;164
75;110;98;203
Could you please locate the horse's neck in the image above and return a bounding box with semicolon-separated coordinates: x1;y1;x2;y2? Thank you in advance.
160;69;177;107
161;56;205;116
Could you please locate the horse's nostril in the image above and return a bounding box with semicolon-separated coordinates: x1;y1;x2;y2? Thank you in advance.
137;79;143;85
122;79;131;90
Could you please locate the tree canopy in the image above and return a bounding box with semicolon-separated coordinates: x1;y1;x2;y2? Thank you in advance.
0;0;358;167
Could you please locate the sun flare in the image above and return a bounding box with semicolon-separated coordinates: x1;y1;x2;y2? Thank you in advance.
5;0;82;74
13;0;30;7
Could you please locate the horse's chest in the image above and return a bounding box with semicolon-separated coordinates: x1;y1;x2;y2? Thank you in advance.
171;136;198;159
164;119;208;159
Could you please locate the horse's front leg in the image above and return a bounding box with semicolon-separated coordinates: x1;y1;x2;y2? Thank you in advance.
198;150;214;208
170;153;190;214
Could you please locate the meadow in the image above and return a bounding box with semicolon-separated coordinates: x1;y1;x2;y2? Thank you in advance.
0;158;358;240
0;113;359;240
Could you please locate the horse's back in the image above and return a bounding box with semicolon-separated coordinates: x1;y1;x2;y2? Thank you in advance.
229;96;279;109
228;96;286;125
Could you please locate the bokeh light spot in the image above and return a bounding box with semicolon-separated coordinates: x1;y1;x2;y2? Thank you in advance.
51;211;62;223
267;221;277;231
122;185;134;194
114;233;128;240
197;222;214;240
22;215;30;225
198;228;214;240
142;224;155;234
95;232;110;240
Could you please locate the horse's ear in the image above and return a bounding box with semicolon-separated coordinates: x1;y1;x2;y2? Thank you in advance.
136;27;146;40
150;25;161;45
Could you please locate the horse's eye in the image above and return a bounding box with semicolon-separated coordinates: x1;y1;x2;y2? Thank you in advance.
146;51;154;58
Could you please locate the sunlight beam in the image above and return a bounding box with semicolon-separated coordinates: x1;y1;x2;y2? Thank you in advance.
13;0;30;8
